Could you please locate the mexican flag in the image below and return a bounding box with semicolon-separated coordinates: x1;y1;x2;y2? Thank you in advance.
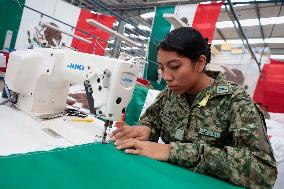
125;85;160;126
0;0;115;55
253;59;284;113
146;2;223;88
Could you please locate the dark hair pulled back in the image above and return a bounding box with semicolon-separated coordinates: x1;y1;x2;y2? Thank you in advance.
157;27;211;65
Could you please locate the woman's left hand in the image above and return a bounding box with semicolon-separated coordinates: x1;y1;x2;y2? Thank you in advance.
115;139;170;161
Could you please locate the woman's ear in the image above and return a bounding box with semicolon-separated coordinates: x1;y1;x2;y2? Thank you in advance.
196;55;206;72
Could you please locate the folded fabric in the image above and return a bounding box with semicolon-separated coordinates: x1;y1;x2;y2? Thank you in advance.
125;85;160;126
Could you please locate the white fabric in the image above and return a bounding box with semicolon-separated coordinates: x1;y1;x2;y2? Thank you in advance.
15;0;81;49
265;117;284;189
140;89;160;117
0;54;5;68
270;113;284;126
174;4;198;27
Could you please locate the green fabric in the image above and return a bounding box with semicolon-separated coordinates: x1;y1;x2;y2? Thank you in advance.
146;6;174;90
0;0;25;50
125;85;148;126
0;143;241;189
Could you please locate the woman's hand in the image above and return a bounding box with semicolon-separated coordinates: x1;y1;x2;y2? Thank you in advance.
110;124;151;141
115;138;170;161
67;92;89;109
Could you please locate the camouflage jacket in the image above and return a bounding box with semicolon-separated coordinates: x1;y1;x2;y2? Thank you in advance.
139;71;277;189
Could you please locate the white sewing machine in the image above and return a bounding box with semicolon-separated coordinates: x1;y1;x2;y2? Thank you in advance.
4;48;138;143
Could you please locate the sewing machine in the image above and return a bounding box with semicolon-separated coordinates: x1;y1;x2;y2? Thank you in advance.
4;48;138;142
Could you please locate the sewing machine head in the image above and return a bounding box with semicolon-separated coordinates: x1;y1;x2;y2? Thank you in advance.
5;48;138;121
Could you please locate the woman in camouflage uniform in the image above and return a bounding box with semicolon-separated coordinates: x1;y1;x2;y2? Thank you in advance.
111;27;277;188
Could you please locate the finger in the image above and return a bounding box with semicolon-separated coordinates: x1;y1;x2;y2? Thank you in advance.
135;136;147;141
118;132;138;141
114;138;130;146
110;127;124;138
116;138;139;150
66;98;76;106
114;128;133;140
115;121;125;129
124;148;142;155
114;133;137;146
125;147;153;159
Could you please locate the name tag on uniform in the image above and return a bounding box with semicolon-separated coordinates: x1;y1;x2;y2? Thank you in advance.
198;128;221;139
175;129;184;140
217;85;229;94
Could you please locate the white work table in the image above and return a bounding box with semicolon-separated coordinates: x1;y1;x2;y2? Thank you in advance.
0;95;110;156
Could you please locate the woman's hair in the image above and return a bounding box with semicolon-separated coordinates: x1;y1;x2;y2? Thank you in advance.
157;27;211;64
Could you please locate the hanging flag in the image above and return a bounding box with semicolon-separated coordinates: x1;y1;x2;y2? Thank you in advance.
0;0;26;51
71;10;116;55
125;85;160;126
147;2;223;88
253;59;284;113
208;53;261;97
6;0;115;55
192;3;223;43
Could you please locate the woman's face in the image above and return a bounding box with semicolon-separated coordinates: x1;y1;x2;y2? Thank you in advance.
157;49;202;94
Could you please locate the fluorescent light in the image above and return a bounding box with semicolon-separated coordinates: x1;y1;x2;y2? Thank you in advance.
248;38;264;44
138;35;147;40
138;24;151;32
40;23;92;44
86;19;140;47
216;16;284;28
140;12;154;19
261;16;284;25
216;21;234;28
212;38;284;45
125;23;135;30
113;21;119;27
163;13;187;28
108;39;114;44
213;39;243;45
221;4;249;9
130;34;136;39
270;55;284;60
201;1;222;4
266;38;284;43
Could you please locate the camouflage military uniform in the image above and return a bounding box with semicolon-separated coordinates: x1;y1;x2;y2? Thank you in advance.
139;71;277;189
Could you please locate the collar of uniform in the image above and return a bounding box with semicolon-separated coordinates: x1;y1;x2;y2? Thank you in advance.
189;71;233;109
166;71;233;111
206;70;233;99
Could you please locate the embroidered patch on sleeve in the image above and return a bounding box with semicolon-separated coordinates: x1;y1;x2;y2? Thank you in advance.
217;85;229;94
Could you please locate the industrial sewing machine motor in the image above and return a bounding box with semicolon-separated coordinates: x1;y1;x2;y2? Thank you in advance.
4;48;138;143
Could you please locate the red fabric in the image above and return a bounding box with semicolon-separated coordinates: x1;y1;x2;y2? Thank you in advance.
136;78;149;86
71;9;116;55
270;59;284;65
192;2;223;43
253;60;284;113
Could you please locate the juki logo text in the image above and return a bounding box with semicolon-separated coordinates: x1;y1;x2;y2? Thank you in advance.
66;63;85;71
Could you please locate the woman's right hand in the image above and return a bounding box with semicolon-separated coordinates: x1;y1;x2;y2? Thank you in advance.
110;124;151;142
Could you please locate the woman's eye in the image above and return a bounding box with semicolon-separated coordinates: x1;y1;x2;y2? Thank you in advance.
170;66;179;70
158;67;164;71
